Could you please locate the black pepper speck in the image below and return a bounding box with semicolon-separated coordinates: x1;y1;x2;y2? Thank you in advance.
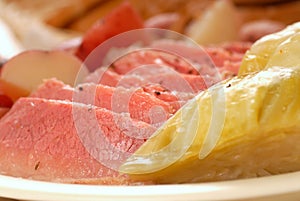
34;161;40;170
154;91;161;95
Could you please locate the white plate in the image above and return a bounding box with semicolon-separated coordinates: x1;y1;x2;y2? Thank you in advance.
1;172;300;201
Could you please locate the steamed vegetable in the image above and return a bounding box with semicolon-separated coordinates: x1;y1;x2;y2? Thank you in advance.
120;22;300;184
120;66;300;183
239;22;300;75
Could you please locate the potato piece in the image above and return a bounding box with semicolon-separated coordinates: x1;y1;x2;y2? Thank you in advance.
0;79;32;101
185;0;239;45
0;18;23;58
0;50;88;100
75;2;143;62
120;66;300;183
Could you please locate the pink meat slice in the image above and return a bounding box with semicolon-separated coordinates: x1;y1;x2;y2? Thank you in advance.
221;42;252;54
84;69;199;111
31;79;175;125
0;97;156;183
85;65;207;93
30;78;74;101
141;84;195;102
141;84;191;112
112;64;208;93
150;40;251;79
88;41;249;93
205;47;243;67
112;49;199;75
144;72;206;93
92;41;250;84
84;68;120;87
85;69;196;110
73;83;175;126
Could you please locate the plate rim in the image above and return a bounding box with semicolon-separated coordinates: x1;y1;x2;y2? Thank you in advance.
1;171;300;201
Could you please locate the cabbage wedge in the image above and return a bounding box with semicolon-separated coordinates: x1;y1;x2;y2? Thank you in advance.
239;22;300;75
120;66;300;183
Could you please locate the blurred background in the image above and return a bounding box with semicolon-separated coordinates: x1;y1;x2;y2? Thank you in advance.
1;0;300;56
2;0;300;31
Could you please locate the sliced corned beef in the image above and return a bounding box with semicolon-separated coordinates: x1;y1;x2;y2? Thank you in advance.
111;49;198;75
141;84;195;102
0;97;155;183
150;40;251;79
84;68;120;87
31;79;175;125
0;40;251;184
30;78;73;101
85;65;207;93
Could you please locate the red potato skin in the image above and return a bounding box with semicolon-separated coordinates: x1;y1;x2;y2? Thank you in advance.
0;49;85;101
0;94;13;108
0;81;14;107
75;2;144;61
0;107;9;119
0;56;6;70
0;78;29;102
0;57;14;106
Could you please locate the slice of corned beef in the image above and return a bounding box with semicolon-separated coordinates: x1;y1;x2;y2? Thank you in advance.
221;42;252;54
144;72;207;93
84;68;120;87
31;79;175;125
86;41;250;93
0;97;155;183
111;49;198;75
84;65;207;93
84;64;204;92
150;40;250;79
84;67;198;109
112;64;208;93
30;78;73;101
73;83;174;126
141;84;195;102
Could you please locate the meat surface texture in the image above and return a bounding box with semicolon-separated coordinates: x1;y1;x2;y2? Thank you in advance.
0;39;249;184
0;97;156;184
31;79;175;125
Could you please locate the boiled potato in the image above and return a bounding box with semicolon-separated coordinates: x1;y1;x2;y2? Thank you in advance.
0;50;88;100
186;0;239;45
